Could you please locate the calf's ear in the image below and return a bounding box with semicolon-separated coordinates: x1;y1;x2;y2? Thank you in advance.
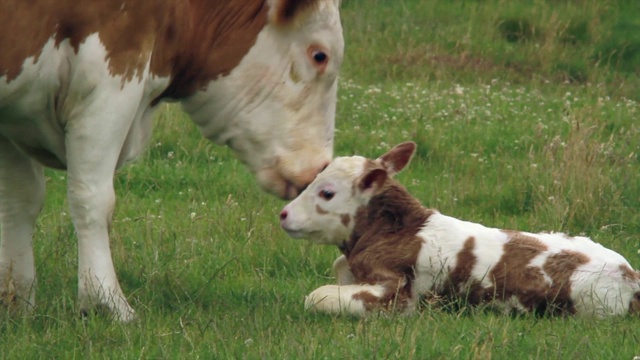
269;0;319;26
377;142;416;176
358;168;388;197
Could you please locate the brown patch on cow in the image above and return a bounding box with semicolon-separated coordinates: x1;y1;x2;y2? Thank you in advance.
541;250;590;314
630;292;640;315
1;0;270;100
315;204;328;215
353;279;412;312
619;264;640;282
153;0;269;101
340;213;351;227
449;237;477;286
352;290;380;311
352;290;377;302
340;169;434;312
618;265;640;315
487;232;553;314
270;0;319;26
438;237;487;305
1;1;166;83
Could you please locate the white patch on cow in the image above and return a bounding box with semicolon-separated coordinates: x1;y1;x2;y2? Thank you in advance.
570;262;636;317
184;0;344;199
304;283;385;316
280;156;367;245
413;213;509;293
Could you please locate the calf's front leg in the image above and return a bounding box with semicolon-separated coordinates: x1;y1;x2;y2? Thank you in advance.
333;255;355;285
305;278;417;316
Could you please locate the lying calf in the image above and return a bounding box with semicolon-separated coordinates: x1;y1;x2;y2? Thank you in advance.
280;142;640;317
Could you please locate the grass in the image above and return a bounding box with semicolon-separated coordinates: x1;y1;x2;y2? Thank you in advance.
2;0;640;358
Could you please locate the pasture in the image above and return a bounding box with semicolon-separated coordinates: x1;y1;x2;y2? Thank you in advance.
2;0;639;358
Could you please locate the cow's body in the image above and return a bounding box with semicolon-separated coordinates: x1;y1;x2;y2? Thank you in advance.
0;0;344;321
280;142;640;317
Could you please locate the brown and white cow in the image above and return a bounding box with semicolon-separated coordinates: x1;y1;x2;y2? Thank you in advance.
280;142;640;317
0;0;343;321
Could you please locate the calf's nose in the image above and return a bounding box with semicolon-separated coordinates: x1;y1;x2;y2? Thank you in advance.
279;209;288;221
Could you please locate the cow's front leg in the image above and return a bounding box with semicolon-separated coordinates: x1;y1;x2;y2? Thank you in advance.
63;79;147;322
305;278;417;317
0;136;45;312
333;255;355;285
67;168;134;322
304;283;388;316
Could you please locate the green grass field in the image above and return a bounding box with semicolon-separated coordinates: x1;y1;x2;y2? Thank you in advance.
2;0;639;358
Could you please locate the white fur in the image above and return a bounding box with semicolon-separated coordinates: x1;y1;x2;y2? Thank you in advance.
281;156;367;244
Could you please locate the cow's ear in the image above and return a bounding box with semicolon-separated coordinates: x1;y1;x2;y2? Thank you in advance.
376;142;416;177
269;0;318;26
358;168;387;198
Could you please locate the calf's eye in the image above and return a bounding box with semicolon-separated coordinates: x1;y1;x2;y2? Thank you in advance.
319;189;335;200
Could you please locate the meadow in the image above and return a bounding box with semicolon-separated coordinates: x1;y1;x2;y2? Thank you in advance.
2;0;639;358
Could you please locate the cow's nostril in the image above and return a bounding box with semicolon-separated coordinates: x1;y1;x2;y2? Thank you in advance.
280;210;288;221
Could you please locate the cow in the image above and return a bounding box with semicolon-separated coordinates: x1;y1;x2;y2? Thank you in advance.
280;142;640;317
0;0;344;321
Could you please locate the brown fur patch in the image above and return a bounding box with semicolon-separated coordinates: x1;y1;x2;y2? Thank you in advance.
620;264;640;282
541;250;589;314
340;213;351;227
630;292;640;315
271;0;319;26
487;232;552;313
438;237;486;305
315;204;328;215
616;265;640;315
352;290;378;305
342;171;434;312
1;0;268;100
2;1;169;82
153;0;269;101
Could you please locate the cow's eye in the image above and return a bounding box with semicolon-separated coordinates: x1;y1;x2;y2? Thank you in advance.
308;46;329;71
312;50;328;65
319;189;335;200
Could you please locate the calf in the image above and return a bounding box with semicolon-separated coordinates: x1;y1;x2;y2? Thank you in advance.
280;142;640;317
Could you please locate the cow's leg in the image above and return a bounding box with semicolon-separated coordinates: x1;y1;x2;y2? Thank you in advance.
305;284;387;316
305;279;418;316
66;124;136;321
333;255;355;285
0;135;46;312
63;75;148;322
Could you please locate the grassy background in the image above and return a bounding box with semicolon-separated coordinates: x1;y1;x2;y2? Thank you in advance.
2;0;639;358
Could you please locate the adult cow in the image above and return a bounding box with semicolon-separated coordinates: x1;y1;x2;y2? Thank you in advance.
0;0;344;321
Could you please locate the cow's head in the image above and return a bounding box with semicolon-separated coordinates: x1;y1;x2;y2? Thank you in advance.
182;0;343;199
280;142;417;245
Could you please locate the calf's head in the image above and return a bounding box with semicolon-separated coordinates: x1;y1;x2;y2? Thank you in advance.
280;142;417;244
183;0;344;199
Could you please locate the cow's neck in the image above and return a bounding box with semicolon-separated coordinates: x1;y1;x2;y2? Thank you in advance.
342;182;434;258
151;0;269;103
